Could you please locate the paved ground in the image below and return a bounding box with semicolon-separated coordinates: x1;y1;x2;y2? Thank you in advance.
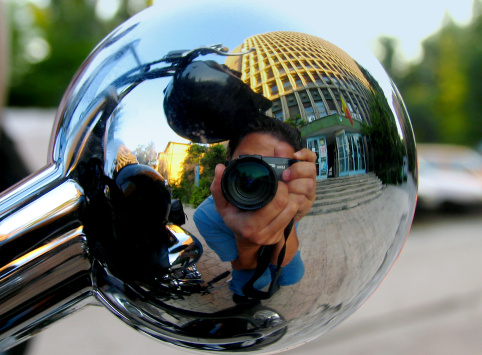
19;211;482;355
2;109;482;354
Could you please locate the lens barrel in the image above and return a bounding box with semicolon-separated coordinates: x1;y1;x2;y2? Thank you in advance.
221;156;278;211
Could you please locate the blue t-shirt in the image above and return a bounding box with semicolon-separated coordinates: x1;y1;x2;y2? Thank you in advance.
193;195;305;296
193;196;238;262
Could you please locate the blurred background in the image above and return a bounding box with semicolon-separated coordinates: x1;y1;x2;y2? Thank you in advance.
1;0;481;354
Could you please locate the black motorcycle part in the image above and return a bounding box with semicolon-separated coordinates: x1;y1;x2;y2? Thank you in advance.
163;60;272;143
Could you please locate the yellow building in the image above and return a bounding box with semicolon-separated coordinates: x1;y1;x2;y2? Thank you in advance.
157;142;191;185
226;31;374;179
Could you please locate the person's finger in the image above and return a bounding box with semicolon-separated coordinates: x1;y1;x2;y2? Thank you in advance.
258;192;298;244
253;182;297;244
282;160;317;182
285;178;316;198
294;148;317;163
230;181;292;245
210;163;230;211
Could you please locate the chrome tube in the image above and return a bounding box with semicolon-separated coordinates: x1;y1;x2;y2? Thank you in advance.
0;174;91;351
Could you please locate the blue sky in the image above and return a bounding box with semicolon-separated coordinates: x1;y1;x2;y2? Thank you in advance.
86;0;476;150
151;0;475;63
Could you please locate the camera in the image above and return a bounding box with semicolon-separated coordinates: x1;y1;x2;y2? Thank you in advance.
221;155;298;211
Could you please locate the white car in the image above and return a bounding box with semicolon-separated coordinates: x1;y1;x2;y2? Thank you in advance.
417;144;482;210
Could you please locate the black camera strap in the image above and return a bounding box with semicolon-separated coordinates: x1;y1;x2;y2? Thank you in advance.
242;218;294;300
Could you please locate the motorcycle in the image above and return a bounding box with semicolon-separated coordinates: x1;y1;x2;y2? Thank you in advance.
0;37;297;351
0;4;417;354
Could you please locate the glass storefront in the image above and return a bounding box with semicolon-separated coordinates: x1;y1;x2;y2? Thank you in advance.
335;132;366;176
307;136;328;180
308;132;366;179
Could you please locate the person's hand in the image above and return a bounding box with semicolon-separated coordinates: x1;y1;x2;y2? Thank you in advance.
281;148;317;223
210;163;298;248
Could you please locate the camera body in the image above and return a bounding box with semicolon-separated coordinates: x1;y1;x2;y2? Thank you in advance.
221;155;298;211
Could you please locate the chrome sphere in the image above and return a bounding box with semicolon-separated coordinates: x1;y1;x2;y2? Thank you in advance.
50;3;416;354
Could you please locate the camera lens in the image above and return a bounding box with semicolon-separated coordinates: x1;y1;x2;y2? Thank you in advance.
222;157;278;210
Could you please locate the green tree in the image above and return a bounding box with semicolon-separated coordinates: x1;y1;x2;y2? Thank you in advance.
464;0;482;146
200;144;227;177
5;0;151;107
171;144;226;207
377;1;482;148
285;114;306;130
431;16;468;144
133;141;157;165
377;36;403;82
362;91;404;184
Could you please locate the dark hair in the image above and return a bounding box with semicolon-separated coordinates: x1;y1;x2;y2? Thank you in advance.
227;113;303;159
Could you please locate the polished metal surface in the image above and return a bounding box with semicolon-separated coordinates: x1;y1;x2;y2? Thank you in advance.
0;180;84;243
0;179;91;351
0;3;417;354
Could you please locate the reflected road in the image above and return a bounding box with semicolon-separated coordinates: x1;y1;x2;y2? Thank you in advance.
28;208;482;355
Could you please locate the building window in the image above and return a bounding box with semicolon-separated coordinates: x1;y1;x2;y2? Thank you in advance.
269;82;278;95
310;88;321;100
272;99;282;111
326;97;338;115
354;102;366;121
288;105;301;118
336;95;344;114
283;79;292;91
295;76;303;88
322;89;338;115
266;67;274;79
323;74;331;85
315;100;328;118
286;94;297;106
304;103;316;122
299;91;310;103
303;73;313;86
313;74;324;85
254;74;261;86
272;97;283;119
286;94;300;118
274;111;284;120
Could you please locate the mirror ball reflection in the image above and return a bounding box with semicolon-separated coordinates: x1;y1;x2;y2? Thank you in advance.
0;4;417;354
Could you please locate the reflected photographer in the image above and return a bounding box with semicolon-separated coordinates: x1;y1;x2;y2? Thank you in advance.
194;114;316;301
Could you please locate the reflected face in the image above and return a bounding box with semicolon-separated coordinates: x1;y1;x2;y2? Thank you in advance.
231;132;296;160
